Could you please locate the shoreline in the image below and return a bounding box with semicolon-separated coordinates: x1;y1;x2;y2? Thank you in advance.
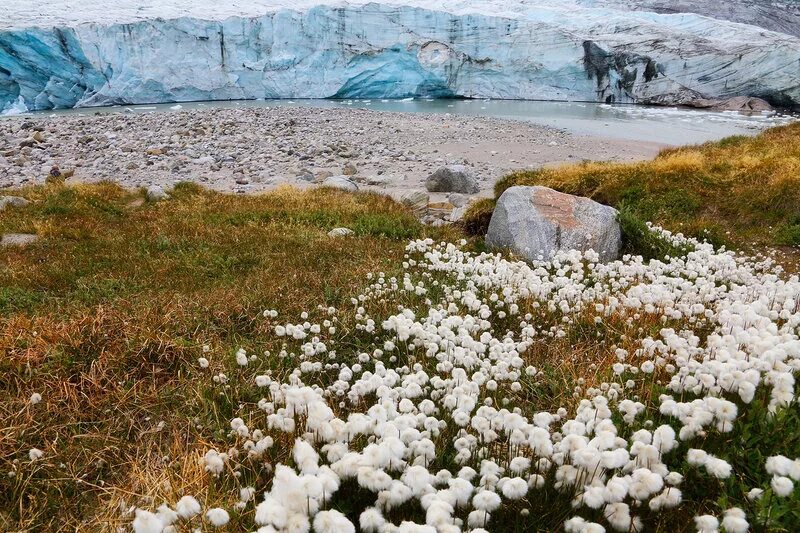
0;105;664;202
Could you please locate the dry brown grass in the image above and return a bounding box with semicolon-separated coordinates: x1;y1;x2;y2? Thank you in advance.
0;182;459;530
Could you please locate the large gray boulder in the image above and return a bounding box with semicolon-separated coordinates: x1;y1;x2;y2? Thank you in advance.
486;186;621;262
425;166;479;194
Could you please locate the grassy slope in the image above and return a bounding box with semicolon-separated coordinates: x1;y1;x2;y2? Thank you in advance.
0;182;459;530
465;123;800;250
3;123;800;530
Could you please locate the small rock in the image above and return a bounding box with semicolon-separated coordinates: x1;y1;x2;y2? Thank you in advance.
0;196;30;211
314;170;334;183
327;227;354;237
448;193;469;208
342;162;358;176
146;185;168;201
450;205;469;222
235;176;250;185
146;147;164;156
322;176;359;193
400;190;430;214
425;165;479;194
1;233;38;247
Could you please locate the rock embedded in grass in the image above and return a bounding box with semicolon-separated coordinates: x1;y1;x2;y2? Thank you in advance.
146;184;168;201
1;233;39;247
486;185;621;262
0;195;30;211
425;165;479;194
327;227;354;237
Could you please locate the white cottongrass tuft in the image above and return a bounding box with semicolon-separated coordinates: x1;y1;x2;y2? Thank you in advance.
205;507;230;527
175;495;201;519
132;509;164;533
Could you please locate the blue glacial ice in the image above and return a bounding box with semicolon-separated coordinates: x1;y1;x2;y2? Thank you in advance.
1;3;799;112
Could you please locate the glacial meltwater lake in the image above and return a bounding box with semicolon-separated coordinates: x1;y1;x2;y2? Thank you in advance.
11;98;797;147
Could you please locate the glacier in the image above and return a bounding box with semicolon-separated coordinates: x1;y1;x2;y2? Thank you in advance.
1;1;799;112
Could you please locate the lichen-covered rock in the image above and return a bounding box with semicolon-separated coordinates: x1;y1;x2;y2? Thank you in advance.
425;166;478;194
486;186;621;262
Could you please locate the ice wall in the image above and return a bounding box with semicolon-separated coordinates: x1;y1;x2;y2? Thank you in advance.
1;3;799;112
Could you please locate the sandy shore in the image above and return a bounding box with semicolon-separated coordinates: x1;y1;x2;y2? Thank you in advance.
0;106;662;201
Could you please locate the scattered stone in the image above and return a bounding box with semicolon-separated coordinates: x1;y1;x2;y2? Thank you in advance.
146;147;164;156
146;184;169;201
46;165;66;184
0;196;30;211
1;233;39;247
400;190;430;214
448;193;469;208
450;205;469;222
327;227;354;237
322;176;359;193
486;186;621;263
421;215;447;227
314;170;334;183
342;162;358;176
425;165;479;194
235;176;250;185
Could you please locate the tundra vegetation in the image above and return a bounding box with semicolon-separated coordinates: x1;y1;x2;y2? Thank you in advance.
1;126;799;532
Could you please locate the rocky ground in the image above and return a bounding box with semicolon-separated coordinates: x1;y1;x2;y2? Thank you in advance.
0;105;661;217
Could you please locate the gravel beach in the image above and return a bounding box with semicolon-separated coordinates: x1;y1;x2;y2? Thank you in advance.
0;106;662;201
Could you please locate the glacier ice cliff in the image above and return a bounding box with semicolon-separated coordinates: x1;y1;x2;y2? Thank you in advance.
1;2;799;112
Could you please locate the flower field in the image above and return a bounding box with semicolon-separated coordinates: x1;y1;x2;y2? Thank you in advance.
133;229;800;531
2;160;799;531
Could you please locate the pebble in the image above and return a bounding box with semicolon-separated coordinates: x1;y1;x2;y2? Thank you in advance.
327;227;354;237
